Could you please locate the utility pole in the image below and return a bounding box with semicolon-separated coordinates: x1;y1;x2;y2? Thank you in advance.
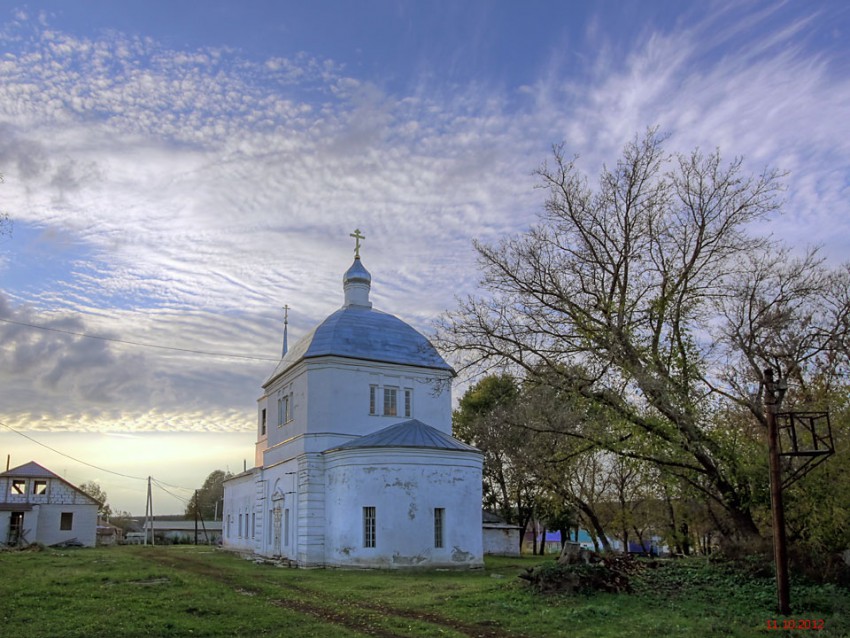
764;368;790;615
144;476;155;547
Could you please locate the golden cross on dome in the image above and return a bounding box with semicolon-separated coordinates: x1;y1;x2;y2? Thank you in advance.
350;228;365;258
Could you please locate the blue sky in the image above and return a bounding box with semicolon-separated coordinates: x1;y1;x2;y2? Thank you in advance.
1;1;849;513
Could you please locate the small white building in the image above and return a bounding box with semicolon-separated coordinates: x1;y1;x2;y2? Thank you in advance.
482;511;522;556
223;241;484;568
0;461;99;547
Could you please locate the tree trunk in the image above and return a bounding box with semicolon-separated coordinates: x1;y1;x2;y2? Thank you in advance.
576;502;612;552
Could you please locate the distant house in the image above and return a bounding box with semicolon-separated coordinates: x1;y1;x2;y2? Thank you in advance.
121;517;222;545
523;529;599;554
96;518;125;546
0;461;99;547
148;519;222;544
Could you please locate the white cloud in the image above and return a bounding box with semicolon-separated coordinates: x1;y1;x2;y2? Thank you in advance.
0;4;847;435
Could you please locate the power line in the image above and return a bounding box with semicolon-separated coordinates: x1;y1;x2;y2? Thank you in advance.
0;420;147;481
0;421;199;494
152;478;192;504
151;477;196;493
0;317;280;362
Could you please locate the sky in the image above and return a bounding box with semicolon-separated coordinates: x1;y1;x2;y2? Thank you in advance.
1;1;848;514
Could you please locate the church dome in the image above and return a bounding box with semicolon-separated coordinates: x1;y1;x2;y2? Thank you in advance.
343;258;371;285
265;258;453;386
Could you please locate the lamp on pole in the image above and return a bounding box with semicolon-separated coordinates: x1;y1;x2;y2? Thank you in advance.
764;368;790;615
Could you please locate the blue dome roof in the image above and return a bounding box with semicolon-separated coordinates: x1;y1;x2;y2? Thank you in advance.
265;304;453;386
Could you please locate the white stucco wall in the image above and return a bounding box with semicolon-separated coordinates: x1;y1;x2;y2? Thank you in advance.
483;526;521;556
221;468;260;553
323;448;483;569
257;358;453;469
223;463;301;560
305;359;453;438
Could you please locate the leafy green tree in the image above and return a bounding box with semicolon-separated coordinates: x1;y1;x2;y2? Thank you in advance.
79;481;112;518
781;381;850;561
186;470;231;520
453;374;540;550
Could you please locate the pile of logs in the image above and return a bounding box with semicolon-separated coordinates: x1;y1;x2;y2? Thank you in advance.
518;543;644;594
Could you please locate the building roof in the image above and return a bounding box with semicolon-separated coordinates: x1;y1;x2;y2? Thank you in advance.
1;461;101;506
325;419;480;454
265;258;453;385
1;461;58;478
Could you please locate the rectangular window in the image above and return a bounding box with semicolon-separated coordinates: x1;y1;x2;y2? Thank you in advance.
286;393;293;422
404;388;412;418
363;506;376;548
278;395;289;425
238;513;243;537
60;512;73;531
284;509;290;546
434;508;444;548
11;479;26;495
261;408;267;436
33;480;48;495
369;385;378;415
251;513;256;538
384;387;398;417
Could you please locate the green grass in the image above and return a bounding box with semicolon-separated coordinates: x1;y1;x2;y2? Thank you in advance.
0;546;847;637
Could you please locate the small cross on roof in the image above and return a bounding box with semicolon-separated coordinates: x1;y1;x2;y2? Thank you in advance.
350;228;365;258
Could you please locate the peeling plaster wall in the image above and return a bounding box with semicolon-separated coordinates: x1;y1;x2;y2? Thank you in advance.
323;448;483;569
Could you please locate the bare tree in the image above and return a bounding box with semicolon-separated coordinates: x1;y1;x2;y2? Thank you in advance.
439;129;849;540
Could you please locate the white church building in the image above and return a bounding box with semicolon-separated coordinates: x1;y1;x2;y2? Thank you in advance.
223;235;484;568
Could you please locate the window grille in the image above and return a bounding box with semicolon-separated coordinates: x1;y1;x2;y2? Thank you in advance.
363;506;376;548
434;508;444;548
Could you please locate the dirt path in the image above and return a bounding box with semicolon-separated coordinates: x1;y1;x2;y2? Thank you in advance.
142;550;526;638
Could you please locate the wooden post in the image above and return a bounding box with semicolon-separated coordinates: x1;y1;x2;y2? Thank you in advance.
764;368;790;615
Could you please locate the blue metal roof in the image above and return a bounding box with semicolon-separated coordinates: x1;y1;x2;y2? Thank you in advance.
324;419;480;453
265;305;453;385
